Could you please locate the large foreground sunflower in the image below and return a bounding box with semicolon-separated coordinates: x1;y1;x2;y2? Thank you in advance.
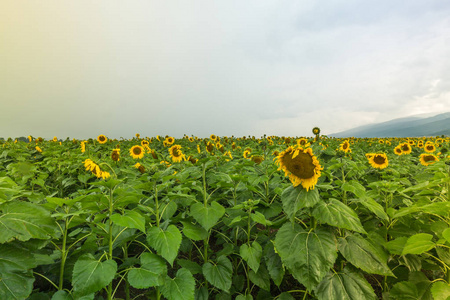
130;145;145;159
276;146;323;191
368;153;388;170
169;145;185;162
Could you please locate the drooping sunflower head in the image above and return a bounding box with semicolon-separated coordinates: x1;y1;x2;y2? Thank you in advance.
97;135;107;144
251;155;264;164
368;153;388;170
243;150;252;159
206;142;214;154
130;145;145;159
419;153;439;166
276;146;322;191
187;156;198;164
111;149;120;161
169;145;184;163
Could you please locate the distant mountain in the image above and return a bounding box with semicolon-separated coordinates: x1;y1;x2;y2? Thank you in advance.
330;112;450;138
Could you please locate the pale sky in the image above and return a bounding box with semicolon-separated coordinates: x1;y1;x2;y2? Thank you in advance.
2;1;450;139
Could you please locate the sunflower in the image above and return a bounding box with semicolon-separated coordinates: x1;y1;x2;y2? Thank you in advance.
424;143;436;153
53;136;58;142
134;162;146;173
297;138;310;148
189;137;194;142
36;146;42;153
141;140;150;147
419;153;439;166
187;156;198;164
111;149;120;161
276;146;323;191
393;146;402;156
130;145;145;159
206;142;214;154
400;143;412;155
80;141;86;153
339;140;351;153
223;151;233;161
251;155;264;164
312;127;321;135
243;150;252;159
169;145;185;162
164;137;175;145
216;143;225;153
151;150;158;159
28;136;32;142
210;134;217;141
368;153;388;170
97;135;108;144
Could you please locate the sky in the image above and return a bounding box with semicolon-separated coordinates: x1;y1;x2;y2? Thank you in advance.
2;1;450;139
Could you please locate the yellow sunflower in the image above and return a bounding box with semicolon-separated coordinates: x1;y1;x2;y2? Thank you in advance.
297;138;310;148
419;153;439;166
276;146;323;191
210;134;217;141
243;150;252;159
164;137;175;145
97;135;108;144
53;136;58;142
187;156;198;164
189;137;194;142
80;141;86;153
312;127;321;135
424;143;436;153
251;155;264;164
130;145;145;159
134;162;146;173
111;149;120;161
368;153;388;170
339;140;351;153
169;145;185;163
400;143;412;155
206;142;214;154
36;146;42;153
393;146;402;156
141;140;150;147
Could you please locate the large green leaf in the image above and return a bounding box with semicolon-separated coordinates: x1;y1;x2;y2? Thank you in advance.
402;233;435;255
312;199;366;234
281;186;320;219
264;242;284;286
240;241;262;273
0;269;34;300
72;254;117;296
357;197;389;221
315;268;376;300
0;243;37;271
128;253;167;289
431;281;450;300
160;268;195;300
181;221;208;241
111;210;146;233
190;201;225;231
274;222;337;290
0;201;59;243
202;256;233;292
146;225;182;266
389;281;419;299
249;263;270;292
338;234;394;276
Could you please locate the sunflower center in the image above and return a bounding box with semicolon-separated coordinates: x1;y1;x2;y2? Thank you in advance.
423;155;436;162
426;145;434;151
173;148;181;157
133;147;142;155
343;143;348;150
373;155;386;165
282;151;315;179
401;144;410;151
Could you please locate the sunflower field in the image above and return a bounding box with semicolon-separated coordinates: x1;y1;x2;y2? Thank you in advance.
0;132;450;300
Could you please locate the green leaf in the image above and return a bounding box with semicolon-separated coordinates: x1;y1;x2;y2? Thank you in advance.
264;242;285;287
389;281;418;299
146;225;182;266
249;263;270;291
0;201;59;243
312;199;366;234
128;253;167;289
181;221;208;241
160;268;195;300
442;228;450;244
277;292;295;300
341;180;366;198
111;210;146;233
72;254;117;296
250;211;272;226
0;243;37;271
240;241;262;273
315;268;376;300
357;197;389;221
402;233;435;255
338;234;394;276
202;256;233;292
431;281;450;300
281;186;320;219
177;259;203;275
195;286;209;300
190;201;225;231
274;222;337;290
385;237;408;255
0;269;34;300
